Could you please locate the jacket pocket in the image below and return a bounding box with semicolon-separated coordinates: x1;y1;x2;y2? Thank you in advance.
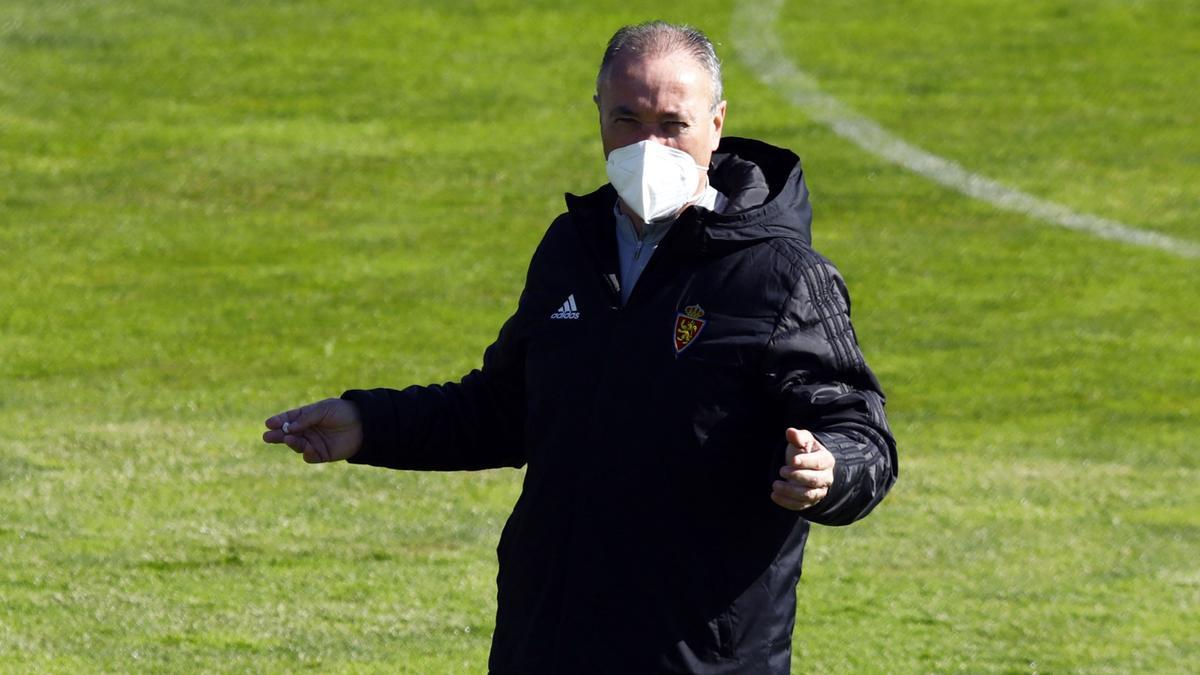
709;608;738;659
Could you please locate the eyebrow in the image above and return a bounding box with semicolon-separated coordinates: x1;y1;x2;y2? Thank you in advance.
608;105;689;120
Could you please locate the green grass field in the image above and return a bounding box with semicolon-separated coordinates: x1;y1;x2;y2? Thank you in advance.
2;0;1197;671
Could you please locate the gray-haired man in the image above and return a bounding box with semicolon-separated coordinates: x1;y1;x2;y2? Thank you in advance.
266;21;897;674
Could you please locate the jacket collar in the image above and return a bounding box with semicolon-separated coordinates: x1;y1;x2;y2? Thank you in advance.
564;136;813;248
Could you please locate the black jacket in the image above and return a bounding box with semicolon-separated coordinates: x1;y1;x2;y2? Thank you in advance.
343;137;897;674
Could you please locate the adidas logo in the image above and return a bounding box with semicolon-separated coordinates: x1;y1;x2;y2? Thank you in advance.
550;294;581;320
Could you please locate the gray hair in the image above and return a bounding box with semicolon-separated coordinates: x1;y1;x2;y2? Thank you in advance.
596;21;724;110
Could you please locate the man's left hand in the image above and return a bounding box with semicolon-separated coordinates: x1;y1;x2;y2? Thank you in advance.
771;428;835;511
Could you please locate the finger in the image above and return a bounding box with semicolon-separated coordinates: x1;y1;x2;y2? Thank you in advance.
773;479;827;502
771;494;823;511
771;480;827;508
283;433;308;454
266;406;309;431
779;467;834;489
302;434;332;464
770;491;813;511
788;448;835;471
287;400;336;434
266;426;310;448
265;411;292;430
777;478;825;499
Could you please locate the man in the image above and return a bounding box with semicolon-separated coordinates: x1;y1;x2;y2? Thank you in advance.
264;21;897;674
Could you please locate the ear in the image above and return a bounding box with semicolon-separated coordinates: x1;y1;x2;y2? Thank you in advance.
710;100;727;152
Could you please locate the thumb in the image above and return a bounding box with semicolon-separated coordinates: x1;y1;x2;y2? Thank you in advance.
785;427;818;460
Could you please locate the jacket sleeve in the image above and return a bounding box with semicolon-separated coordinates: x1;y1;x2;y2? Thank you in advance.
761;254;898;526
340;304;529;471
338;234;552;472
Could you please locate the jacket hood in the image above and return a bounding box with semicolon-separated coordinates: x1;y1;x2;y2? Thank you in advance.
566;136;812;247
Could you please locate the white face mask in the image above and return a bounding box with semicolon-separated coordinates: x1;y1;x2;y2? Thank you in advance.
605;140;707;223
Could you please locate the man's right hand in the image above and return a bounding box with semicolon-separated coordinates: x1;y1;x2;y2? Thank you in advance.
263;398;363;464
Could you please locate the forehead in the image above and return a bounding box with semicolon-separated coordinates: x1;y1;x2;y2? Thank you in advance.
599;52;712;115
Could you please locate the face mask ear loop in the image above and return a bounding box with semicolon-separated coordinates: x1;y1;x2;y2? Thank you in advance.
639;146;654;222
695;166;710;197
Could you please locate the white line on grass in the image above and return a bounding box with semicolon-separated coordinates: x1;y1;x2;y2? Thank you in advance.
731;0;1200;259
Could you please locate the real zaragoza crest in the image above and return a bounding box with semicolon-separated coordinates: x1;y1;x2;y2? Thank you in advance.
673;304;707;355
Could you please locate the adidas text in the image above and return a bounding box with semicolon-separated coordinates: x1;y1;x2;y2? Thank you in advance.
551;294;581;320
